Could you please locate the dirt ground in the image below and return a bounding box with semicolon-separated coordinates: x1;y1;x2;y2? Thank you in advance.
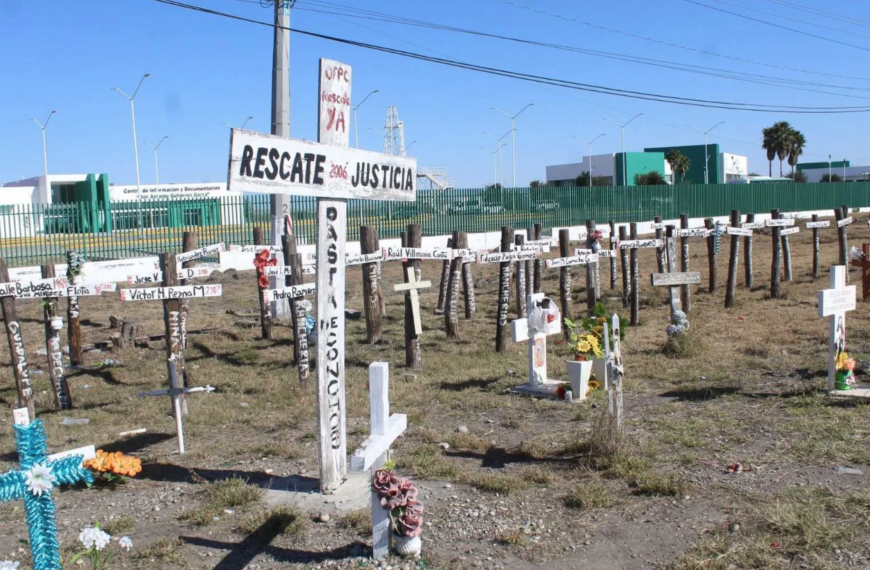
0;215;869;570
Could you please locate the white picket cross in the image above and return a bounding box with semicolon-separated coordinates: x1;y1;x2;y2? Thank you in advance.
818;266;857;393
393;267;432;335
510;293;562;392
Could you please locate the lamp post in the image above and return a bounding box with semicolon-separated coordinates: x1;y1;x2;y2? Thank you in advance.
829;154;832;183
480;145;498;186
224;116;254;130
686;121;725;184
603;113;643;186
30;111;56;184
491;103;534;188
145;136;169;187
404;140;417;155
844;159;847;182
573;134;606;187
483;130;511;187
112;73;150;238
353;90;379;149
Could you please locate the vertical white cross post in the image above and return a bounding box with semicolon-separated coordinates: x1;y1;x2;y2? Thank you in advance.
510;293;563;397
227;59;416;493
350;363;408;560
603;315;624;431
393;266;432;335
818;266;857;393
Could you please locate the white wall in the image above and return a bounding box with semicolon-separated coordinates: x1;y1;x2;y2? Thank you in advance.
802;165;870;183
545;154;615;184
110;182;235;202
722;153;749;181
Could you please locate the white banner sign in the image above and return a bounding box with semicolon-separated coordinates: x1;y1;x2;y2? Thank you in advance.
229;245;283;254
546;253;599;268
127;267;214;285
319;58;352;148
262;284;317;303
806;221;831;229
781;227;800;236
345;252;385;266
120;285;223;301
673;228;710;238
765;219;796;227
382;247;453;261
0;282;117;299
726;227;753;237
228;130;417;201
262;265;316;276
478;251;541;264
617;239;662;250
176;243;225;264
838;217;854;228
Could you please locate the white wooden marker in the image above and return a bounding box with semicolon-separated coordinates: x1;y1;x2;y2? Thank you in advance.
393;267;432;335
262;265;315;276
262;284;316;303
510;293;563;395
726;227;753;237
781;227;800;237
120;285;222;301
350;362;408;561
765;218;796;227
346;252;385;266
806;221;831;229
545;252;598;268
478;251;541;264
617;239;662;250
137;361;202;453
673;228;712;238
838;217;854;228
603;316;624;430
382;247;452;261
175;243;225;264
128;267;213;285
818;266;857;393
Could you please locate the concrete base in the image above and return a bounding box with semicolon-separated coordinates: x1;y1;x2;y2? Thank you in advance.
830;384;870;399
510;382;578;402
262;470;371;516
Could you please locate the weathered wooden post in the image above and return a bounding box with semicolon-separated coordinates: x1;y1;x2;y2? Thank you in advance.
360;225;383;343
284;246;310;385
404;225;424;367
780;213;793;282
679;213;691;312
160;253;186;415
558;229;572;339
533;223;543;293
619;226;630;308
40;265;72;410
654;215;665;273
585;220;599;314
704;218;717;293
836;205;852;282
0;259;35;420
524;229;533;296
179;232;198;391
514;234;527;317
608;220;617;289
496;227;515;352
743;213;755;288
66;250;84;367
461;238;476;320
770;209;783;299
724;210;741;308
434;237;452;315
252;226;273;340
629;223;639;326
812;214;821;279
444;231;464;339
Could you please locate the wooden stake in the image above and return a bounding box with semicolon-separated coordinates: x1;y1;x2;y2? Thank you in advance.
812;214;820;279
559;229;572;339
585;220;598;315
160;253;185;416
360;225;383;344
663;227;682;317
404;224;423;368
284;247;310;385
66;250;83;367
629;223;639;326
496;227;515;352
533;223;542;293
725;209;741;308
41;265;72;410
253;227;272;340
654;215;665;274
836;205;849;282
771;209;782;299
514;234;527;317
852;243;870;300
704;218;717;293
0;258;34;420
434;237;452;315
283;230;302;365
780;212;793;282
619;225;630;308
608;220;617;289
179;231;197;413
744;213;754;288
444;231;464;339
462;238;476;320
680;213;691;312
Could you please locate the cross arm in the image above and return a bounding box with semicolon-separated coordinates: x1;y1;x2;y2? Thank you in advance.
393;280;432;292
350;413;408;472
0;470;25;502
47;454;94;487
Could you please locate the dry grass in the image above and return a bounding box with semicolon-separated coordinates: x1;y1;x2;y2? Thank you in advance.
181;477;263;527
238;505;309;539
338;509;372;536
133;538;186;565
564;479;613;510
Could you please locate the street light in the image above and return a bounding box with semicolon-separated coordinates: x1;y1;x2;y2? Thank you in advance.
145;136;169;187
603;113;643;186
353;90;379;149
829;154;832;183
404;140;417;154
480;145;498;186
224;116;254;130
491;103;534;188
112;73;150;238
483;130;511;187
686;121;725;184
573;134;606;187
30;110;56;181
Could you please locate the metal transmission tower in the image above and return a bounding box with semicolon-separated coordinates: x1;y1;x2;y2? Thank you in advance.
381;106;404;156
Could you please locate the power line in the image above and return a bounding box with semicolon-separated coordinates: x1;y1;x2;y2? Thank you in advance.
680;0;870;53
702;0;870;39
759;0;870;29
491;0;870;82
147;0;870;113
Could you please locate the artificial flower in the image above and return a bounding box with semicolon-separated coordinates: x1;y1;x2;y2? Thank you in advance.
24;464;54;496
588;380;601;390
79;526;111;551
398;507;424;537
0;560;20;569
118;536;133;551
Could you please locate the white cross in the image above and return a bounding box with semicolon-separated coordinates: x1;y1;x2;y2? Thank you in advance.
818;266;857;392
603;316;624;431
510;293;563;387
350;362;408;560
650;236;700;320
393;267;432;336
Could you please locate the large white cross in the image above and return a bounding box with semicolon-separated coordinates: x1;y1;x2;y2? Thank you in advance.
818;266;857;393
350;362;408;560
650;236;700;320
393;267;432;336
511;293;563;389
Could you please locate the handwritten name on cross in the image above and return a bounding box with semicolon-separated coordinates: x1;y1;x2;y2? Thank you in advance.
350;362;408;560
651;236;701;320
818;266;857;392
393;267;432;336
510;294;563;388
0;410;94;570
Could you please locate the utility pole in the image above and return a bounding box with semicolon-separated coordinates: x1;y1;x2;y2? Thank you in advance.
573;134;605;187
269;0;293;318
146;136;168;187
603;114;642;186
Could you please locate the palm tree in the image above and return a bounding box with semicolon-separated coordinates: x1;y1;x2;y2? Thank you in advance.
761;126;776;177
786;129;806;175
761;121;794;177
665;149;691;184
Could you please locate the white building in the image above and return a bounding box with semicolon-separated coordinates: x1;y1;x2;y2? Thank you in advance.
722;153;749;182
800;165;870;183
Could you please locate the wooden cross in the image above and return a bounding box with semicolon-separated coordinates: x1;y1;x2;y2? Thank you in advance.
393;266;432;336
603;316;624;433
850;243;870;300
350;362;408;560
650;235;700;320
818;266;858;393
138;365;215;454
510;293;563;397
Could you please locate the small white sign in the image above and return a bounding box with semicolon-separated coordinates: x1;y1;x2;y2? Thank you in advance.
229;245;284;254
382;247;453;261
262;284;317;302
525;239;552;248
478;251;541;264
806;221;831;229
345;252;385;266
673;228;710;238
617;239;662;250
765;219;795;227
120;285;223;301
262;265;314;276
546;253;599;268
228;130;417;201
652;223;664;230
780;227;800;236
726;227;753;237
66;284;118;297
819;285;857;317
318;58;352;148
127;267;213;285
515;244;545;253
176;243;225;264
838;217;854;228
742;223;764;230
574;248;615;258
0;281;116;299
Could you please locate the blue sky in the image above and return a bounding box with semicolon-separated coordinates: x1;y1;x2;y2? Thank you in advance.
2;0;870;188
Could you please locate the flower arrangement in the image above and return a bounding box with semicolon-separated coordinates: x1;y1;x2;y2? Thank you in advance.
372;463;424;540
565;303;627;361
253;249;277;289
0;561;19;569
84;450;142;482
666;310;690;337
67;252;86;280
835;351;857;390
68;523;132;569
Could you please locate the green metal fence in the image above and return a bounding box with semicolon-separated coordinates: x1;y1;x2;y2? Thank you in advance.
2;182;869;267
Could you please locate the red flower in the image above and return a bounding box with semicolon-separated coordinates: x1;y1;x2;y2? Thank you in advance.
398;508;424;537
372;469;399;499
253;249;278;289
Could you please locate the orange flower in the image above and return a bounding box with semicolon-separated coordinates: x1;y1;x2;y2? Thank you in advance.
85;450;142;477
